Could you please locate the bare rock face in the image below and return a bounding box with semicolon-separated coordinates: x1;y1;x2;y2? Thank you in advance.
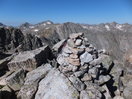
20;33;43;51
0;27;24;53
17;64;52;99
6;69;26;91
8;45;53;71
35;68;79;99
0;27;43;58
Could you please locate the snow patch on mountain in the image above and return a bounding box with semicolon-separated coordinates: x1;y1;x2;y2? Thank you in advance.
105;25;110;31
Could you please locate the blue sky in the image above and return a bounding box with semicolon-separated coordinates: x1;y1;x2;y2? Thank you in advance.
0;0;132;25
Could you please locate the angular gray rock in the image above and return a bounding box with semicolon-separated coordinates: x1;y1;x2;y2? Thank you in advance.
85;83;102;99
35;68;79;99
90;54;112;70
8;45;52;71
52;39;66;52
17;64;52;99
97;75;111;85
74;70;86;77
123;86;132;99
69;75;85;91
57;54;69;66
80;52;93;65
62;45;73;54
75;39;82;46
0;71;13;86
6;69;26;91
81;73;92;81
88;67;98;78
101;55;113;70
67;39;76;47
80;90;90;99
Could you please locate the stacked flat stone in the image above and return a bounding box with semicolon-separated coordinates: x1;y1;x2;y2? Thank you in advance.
55;33;120;99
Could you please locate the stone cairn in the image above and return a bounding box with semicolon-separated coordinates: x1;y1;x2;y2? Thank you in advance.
54;33;123;99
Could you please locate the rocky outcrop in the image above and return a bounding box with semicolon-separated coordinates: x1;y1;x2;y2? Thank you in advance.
0;27;24;53
18;64;52;99
20;33;43;51
8;45;53;71
35;68;79;99
0;27;43;56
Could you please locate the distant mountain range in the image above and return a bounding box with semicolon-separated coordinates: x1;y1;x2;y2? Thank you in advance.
0;21;132;63
18;21;132;62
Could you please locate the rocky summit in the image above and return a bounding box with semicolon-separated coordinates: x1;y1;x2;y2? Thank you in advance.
0;26;132;99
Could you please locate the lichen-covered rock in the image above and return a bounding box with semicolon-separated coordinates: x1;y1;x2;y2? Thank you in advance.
69;75;85;91
17;64;52;99
35;69;79;99
8;45;53;71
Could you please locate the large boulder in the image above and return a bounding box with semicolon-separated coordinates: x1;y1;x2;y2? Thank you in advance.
17;64;52;99
35;68;79;99
8;45;53;71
